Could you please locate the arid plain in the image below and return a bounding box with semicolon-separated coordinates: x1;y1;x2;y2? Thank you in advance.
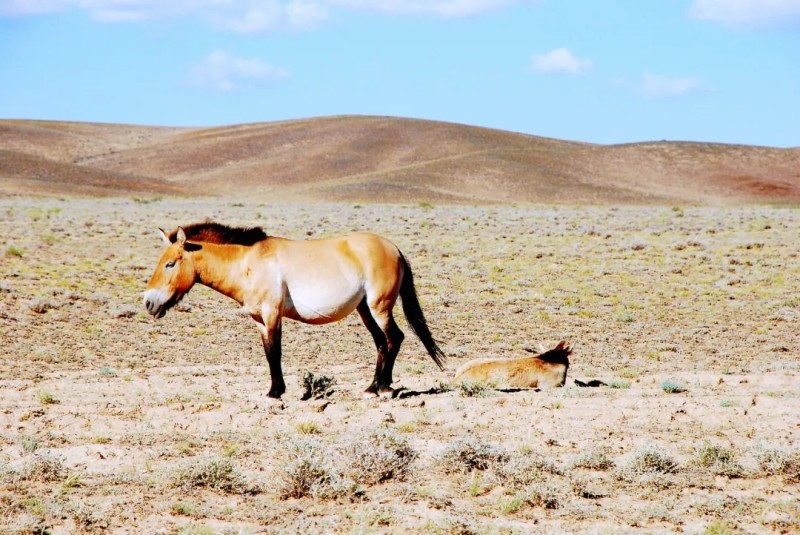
1;118;799;534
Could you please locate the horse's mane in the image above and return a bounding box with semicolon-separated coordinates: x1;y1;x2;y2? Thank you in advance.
536;342;572;366
170;221;268;246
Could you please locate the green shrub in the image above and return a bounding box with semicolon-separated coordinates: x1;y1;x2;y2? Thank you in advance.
660;379;686;393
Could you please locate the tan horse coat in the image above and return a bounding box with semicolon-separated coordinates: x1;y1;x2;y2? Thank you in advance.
144;222;444;399
453;341;571;388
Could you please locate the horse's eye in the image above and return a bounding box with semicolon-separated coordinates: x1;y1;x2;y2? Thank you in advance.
165;260;176;269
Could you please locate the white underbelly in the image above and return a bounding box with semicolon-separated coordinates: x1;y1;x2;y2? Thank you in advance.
284;283;364;324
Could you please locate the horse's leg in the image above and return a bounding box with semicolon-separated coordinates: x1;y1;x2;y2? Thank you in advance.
358;297;405;398
357;298;388;398
253;310;285;399
379;315;404;396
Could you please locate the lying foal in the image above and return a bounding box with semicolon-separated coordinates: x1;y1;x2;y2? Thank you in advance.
453;341;572;388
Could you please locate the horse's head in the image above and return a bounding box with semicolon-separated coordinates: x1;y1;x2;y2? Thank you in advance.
143;227;199;318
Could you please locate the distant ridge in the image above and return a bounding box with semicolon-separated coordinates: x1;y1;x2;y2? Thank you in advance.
1;116;798;204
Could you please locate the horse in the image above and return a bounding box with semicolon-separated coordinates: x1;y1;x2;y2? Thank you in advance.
453;341;571;389
143;222;445;399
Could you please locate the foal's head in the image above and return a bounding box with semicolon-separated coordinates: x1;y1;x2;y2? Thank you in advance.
143;227;199;318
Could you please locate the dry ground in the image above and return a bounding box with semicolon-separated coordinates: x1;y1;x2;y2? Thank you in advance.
1;197;799;534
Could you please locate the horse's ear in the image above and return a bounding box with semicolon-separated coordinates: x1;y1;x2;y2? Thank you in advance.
176;227;187;246
158;227;171;245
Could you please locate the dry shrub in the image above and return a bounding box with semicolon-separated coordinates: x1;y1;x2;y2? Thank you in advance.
439;437;508;473
753;443;800;482
343;428;417;485
569;474;607;499
275;437;357;500
568;446;614;471
301;372;337;400
492;453;562;490
616;444;677;482
6;454;66;483
692;442;744;478
171;456;256;494
276;429;418;500
524;482;565;509
28;298;59;314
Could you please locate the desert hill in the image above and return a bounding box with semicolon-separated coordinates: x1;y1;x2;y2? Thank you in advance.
1;116;798;204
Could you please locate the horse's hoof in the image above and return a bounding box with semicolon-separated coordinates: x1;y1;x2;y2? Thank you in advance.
362;390;378;399
378;389;395;399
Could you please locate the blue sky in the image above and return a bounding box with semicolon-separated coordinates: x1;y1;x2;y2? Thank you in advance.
1;0;799;146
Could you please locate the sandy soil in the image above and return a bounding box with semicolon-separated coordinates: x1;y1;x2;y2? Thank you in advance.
1;198;798;534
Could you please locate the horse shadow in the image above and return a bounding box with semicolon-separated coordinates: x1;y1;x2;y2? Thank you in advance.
393;378;607;399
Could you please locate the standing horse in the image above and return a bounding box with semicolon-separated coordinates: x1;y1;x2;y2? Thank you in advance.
143;222;445;399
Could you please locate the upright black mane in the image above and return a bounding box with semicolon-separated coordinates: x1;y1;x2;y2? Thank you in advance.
537;342;572;367
170;221;268;246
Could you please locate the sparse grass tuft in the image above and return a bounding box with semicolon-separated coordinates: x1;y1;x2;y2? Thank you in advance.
295;419;323;435
37;389;60;405
99;366;117;377
607;379;631;389
439;437;508;473
660;379;686;393
6;246;23;257
19;436;39;454
702;520;743;535
692;442;744;478
171;501;197;517
456;380;493;398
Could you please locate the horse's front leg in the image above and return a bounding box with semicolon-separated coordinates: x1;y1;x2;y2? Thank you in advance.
253;308;284;399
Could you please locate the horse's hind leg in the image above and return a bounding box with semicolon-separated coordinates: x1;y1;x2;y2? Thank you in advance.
357;298;404;398
357;299;388;397
381;317;404;393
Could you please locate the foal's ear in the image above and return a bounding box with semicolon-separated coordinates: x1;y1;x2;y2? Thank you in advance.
157;227;171;245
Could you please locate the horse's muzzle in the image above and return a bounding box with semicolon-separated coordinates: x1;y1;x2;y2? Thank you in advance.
143;290;168;319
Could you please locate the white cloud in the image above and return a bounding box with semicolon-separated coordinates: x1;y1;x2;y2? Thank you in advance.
0;0;73;17
188;50;290;91
688;0;800;28
209;0;331;33
328;0;534;18
636;72;706;99
531;48;592;75
0;0;535;28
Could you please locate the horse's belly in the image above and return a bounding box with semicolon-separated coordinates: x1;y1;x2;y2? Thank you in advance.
284;285;364;324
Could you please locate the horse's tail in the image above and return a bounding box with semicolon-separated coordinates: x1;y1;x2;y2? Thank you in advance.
398;252;446;371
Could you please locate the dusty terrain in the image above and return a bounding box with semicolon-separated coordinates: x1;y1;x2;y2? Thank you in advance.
1;197;798;534
2;117;800;204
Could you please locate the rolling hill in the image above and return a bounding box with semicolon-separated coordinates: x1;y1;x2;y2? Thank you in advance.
1;116;798;204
